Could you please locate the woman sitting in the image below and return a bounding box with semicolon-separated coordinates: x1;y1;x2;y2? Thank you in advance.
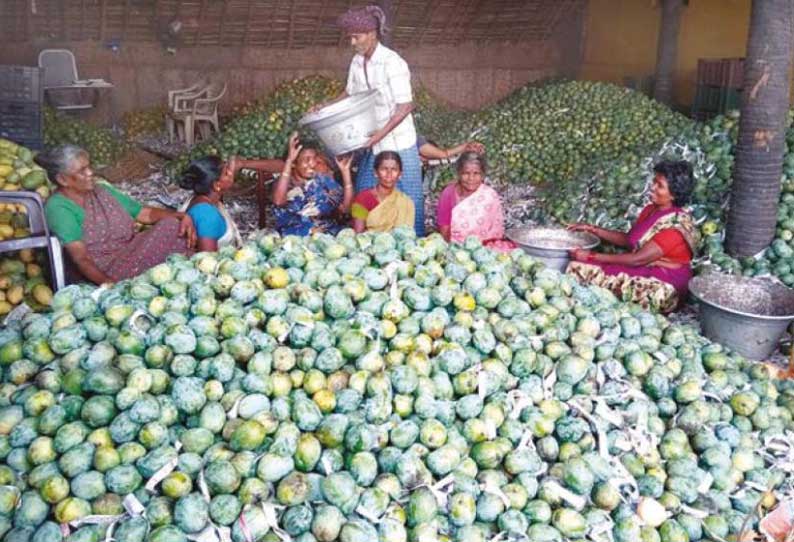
39;144;196;285
567;160;699;313
179;156;243;251
351;151;415;233
436;151;516;252
272;133;353;236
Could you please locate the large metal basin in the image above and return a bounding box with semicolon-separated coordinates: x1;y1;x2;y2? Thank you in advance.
298;90;381;155
506;227;599;272
689;273;794;360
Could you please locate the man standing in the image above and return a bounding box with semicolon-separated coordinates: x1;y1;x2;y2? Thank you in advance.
316;5;424;235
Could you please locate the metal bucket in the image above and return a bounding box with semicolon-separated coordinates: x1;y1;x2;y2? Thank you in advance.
689;273;794;360
298;90;381;155
506;227;599;272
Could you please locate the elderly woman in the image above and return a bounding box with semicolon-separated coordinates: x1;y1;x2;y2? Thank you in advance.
179;156;243;251
38;144;195;285
312;5;424;235
436;151;516;252
567;160;700;313
351;151;414;233
272;133;353;236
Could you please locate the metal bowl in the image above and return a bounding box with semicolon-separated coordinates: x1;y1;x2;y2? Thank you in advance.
298;90;381;155
689;272;794;360
506;226;599;272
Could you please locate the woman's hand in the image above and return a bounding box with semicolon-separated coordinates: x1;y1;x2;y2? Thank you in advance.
335;154;353;175
336;154;355;214
567;223;594;234
219;157;238;185
465;141;485;154
570;248;594;262
178;214;197;248
286;132;302;164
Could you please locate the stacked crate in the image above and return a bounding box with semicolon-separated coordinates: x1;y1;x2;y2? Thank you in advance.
0;65;43;150
692;58;744;121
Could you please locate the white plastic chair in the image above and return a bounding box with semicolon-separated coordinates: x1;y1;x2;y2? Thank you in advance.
166;81;205;143
191;82;227;142
167;82;227;145
38;49;96;111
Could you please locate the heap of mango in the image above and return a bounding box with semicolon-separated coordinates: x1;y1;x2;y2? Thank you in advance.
0;138;52;239
0;139;50;199
0;250;53;314
121;107;167;140
417;81;694;187
413;87;474;152
524;111;731;234
43;108;130;168
0;230;790;542
0;139;56;313
513;102;794;288
166;76;344;179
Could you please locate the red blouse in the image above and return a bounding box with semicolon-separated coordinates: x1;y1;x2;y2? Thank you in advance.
635;205;692;265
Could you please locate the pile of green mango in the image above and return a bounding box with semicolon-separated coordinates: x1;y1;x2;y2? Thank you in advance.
43;108;130;168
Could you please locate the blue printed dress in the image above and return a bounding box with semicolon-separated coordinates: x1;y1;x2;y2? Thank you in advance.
274;174;344;236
